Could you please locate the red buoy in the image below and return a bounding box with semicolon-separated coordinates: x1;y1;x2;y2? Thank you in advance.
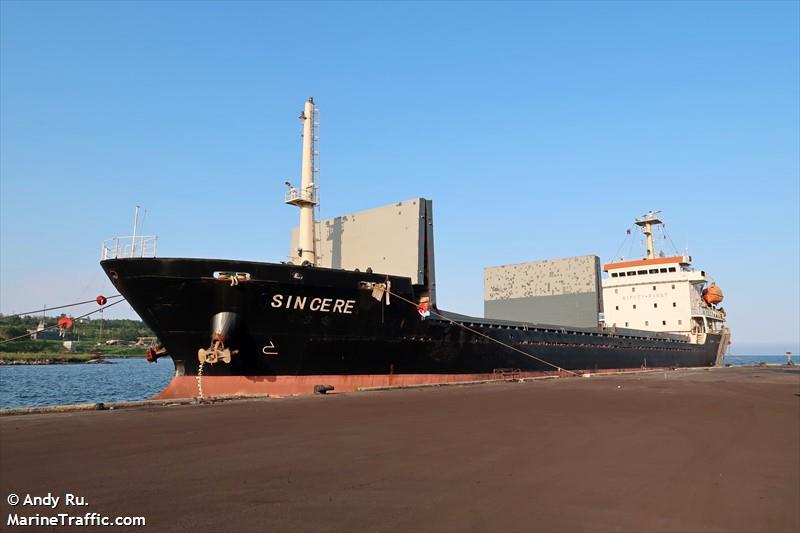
57;316;74;330
96;295;108;306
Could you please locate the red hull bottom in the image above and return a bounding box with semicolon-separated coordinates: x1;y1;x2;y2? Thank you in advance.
154;368;675;399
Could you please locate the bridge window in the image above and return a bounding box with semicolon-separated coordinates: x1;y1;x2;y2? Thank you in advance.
660;268;667;273
627;271;636;276
619;272;626;277
649;269;658;274
669;267;676;272
638;270;647;275
654;303;658;308
611;273;618;278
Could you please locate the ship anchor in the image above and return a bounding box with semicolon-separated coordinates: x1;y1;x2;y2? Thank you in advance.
198;336;237;364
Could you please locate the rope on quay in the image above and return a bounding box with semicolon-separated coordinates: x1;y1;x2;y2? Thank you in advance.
0;294;123;320
385;288;582;377
723;354;763;365
0;299;126;344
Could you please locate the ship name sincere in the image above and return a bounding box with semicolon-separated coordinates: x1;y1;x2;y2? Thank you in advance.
270;294;356;314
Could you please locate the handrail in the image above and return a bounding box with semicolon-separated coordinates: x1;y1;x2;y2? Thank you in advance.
101;235;158;260
284;186;317;204
691;306;725;320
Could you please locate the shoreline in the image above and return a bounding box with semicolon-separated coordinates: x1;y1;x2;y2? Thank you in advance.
0;355;110;365
0;354;146;365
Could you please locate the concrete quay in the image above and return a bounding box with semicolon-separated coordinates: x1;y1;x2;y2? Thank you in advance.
1;366;798;532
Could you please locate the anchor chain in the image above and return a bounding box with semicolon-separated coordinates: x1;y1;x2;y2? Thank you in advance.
196;359;205;399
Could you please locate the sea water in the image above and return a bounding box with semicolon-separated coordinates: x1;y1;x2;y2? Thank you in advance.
0;358;174;409
727;355;799;366
0;355;796;409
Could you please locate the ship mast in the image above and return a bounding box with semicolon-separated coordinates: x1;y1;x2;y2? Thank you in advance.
285;97;319;265
634;210;663;260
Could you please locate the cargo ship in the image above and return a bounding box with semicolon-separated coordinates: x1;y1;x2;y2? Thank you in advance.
100;98;730;398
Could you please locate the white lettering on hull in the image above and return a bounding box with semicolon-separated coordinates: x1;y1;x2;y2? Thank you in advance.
270;294;356;314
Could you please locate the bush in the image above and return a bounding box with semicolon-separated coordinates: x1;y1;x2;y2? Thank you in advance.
0;326;29;341
0;340;64;353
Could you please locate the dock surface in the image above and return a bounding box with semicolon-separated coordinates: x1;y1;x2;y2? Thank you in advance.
2;367;798;532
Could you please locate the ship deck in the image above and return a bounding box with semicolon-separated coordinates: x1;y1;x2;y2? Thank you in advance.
1;366;798;532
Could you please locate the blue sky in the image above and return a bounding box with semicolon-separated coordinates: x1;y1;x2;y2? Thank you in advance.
1;1;798;354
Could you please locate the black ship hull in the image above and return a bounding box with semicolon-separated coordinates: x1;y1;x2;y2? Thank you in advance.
102;258;723;397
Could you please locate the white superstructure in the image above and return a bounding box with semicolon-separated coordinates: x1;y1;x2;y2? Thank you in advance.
601;211;728;345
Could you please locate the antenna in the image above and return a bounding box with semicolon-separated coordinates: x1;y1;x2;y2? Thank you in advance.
139;208;148;237
131;206;140;257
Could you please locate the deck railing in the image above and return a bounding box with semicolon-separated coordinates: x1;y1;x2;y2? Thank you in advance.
101;235;158;260
691;306;725;320
284;186;317;205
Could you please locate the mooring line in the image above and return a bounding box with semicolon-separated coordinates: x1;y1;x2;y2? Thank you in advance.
0;299;126;344
385;289;582;377
723;354;765;365
1;295;123;320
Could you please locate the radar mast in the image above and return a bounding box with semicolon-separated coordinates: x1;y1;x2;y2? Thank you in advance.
635;210;663;260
